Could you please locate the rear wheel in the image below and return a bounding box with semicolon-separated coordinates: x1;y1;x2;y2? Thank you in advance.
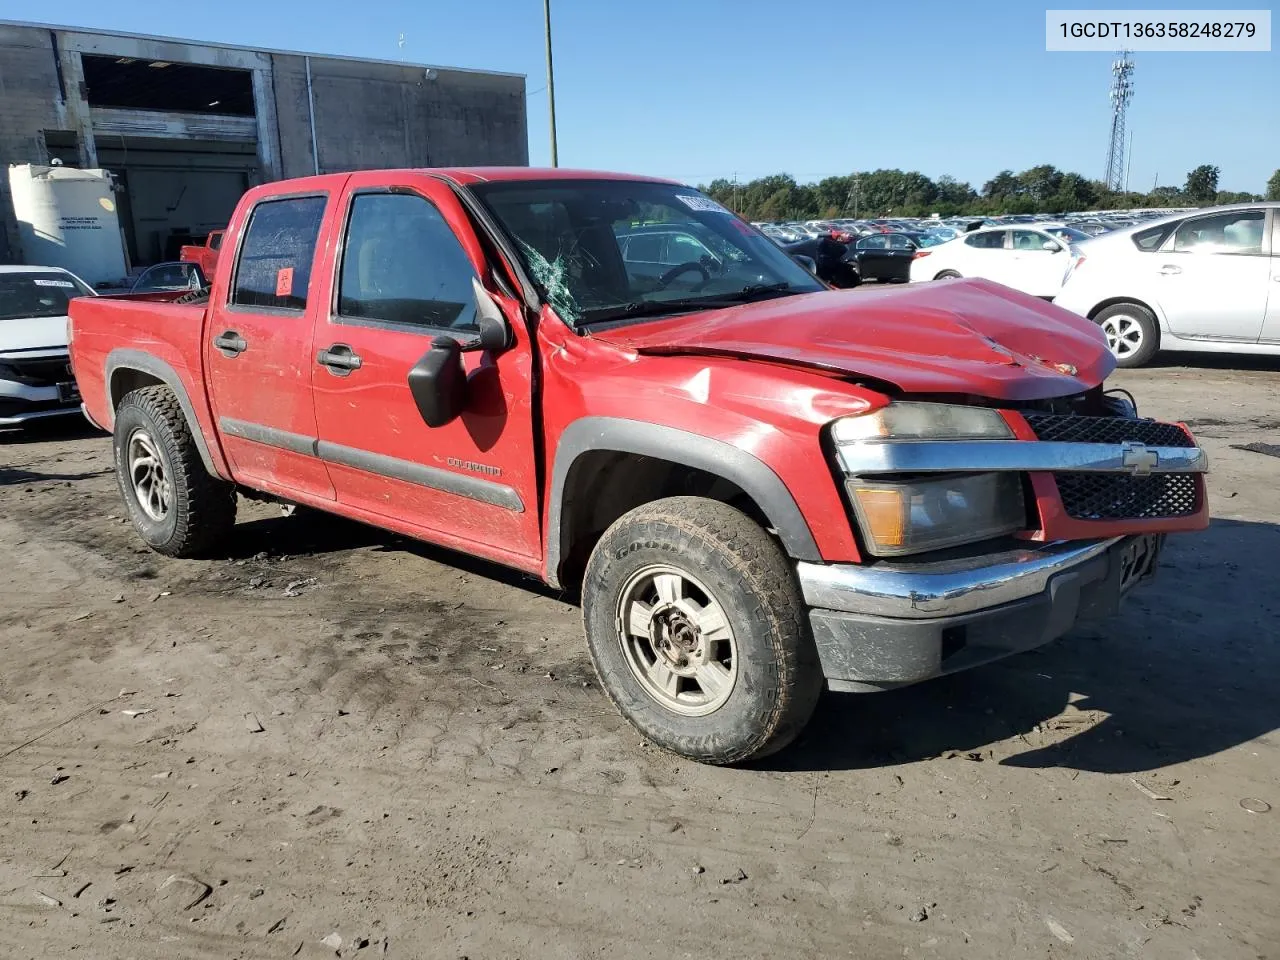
1094;302;1159;367
934;269;961;280
113;386;236;557
582;497;823;765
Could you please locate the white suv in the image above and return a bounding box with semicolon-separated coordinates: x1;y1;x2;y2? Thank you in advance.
1054;203;1280;367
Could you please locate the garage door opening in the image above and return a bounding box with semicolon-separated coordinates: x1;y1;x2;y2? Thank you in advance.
82;55;255;116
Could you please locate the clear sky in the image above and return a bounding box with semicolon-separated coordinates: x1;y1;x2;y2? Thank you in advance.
16;0;1279;193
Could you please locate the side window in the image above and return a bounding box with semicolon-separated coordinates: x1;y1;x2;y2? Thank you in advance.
965;231;1005;249
1172;210;1266;254
1012;230;1052;251
858;235;890;249
338;192;478;331
885;234;914;250
231;196;326;311
1132;223;1173;252
624;234;663;263
665;233;712;265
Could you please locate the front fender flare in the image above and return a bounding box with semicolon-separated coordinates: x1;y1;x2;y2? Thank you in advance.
546;416;821;586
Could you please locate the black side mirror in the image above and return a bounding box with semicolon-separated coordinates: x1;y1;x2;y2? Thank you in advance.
466;277;512;353
792;254;818;275
408;336;466;428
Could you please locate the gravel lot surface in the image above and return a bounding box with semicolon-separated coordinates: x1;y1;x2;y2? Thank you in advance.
2;357;1277;960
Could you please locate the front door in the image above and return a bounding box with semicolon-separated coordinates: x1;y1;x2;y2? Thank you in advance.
1153;209;1270;342
205;187;342;501
1007;229;1068;297
308;173;541;569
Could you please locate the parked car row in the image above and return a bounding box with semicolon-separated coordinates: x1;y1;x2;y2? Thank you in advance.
905;202;1280;368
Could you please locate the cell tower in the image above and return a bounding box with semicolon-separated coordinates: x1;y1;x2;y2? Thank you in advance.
1104;51;1135;192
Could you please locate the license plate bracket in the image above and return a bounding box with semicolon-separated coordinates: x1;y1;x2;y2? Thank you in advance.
1119;535;1162;593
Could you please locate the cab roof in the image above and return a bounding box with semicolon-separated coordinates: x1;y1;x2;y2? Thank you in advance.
431;167;682;187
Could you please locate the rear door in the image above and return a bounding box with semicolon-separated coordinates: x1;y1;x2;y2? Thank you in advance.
1153;209;1270;342
958;229;1010;284
205;186;342;501
308;172;542;567
853;234;892;279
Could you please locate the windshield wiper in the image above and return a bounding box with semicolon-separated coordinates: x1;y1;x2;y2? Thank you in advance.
580;283;797;325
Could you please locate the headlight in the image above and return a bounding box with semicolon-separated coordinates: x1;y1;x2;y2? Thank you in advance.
847;473;1025;557
831;402;1013;442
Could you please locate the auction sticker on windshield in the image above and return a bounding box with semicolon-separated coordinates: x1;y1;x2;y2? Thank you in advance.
34;279;75;287
675;194;733;214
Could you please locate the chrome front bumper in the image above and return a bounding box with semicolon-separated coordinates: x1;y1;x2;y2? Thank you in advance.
798;537;1156;692
797;538;1121;620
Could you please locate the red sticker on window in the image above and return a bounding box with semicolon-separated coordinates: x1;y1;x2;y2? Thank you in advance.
275;267;294;297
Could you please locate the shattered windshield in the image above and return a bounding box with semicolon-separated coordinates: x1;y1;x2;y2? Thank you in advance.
469;179;824;325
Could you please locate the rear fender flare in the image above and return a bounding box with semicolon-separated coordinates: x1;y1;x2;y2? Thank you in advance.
105;349;223;478
546;416;821;586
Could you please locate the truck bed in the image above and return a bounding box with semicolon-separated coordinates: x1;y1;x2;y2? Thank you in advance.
69;294;225;475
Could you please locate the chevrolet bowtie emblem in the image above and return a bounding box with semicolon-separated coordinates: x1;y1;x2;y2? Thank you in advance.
1121;442;1160;476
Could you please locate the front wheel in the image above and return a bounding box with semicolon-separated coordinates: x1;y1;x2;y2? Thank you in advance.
934;269;961;280
582;497;823;765
1094;302;1159;367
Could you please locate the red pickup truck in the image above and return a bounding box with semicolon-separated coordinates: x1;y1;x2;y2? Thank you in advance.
68;168;1208;764
178;229;224;278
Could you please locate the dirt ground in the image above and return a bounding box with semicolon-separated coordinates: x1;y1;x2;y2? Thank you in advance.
2;356;1278;960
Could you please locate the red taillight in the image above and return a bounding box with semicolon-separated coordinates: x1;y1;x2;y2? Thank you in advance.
912;250;931;259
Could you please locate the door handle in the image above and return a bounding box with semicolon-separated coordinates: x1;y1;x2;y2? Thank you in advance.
1159;264;1182;275
213;331;247;357
317;343;363;376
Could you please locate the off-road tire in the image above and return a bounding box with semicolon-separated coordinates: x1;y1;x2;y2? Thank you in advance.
582;497;823;765
113;385;236;557
1094;302;1159;368
934;269;961;280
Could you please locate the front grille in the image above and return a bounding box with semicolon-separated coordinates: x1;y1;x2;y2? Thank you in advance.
1055;473;1198;521
0;355;73;387
1024;413;1194;449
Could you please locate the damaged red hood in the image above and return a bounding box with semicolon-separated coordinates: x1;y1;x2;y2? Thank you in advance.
590;278;1115;401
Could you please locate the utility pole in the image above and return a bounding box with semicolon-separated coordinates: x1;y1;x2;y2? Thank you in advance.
1124;128;1133;195
732;171;739;213
543;0;559;167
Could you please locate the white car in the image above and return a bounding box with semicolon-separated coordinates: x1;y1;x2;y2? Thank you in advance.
1055;203;1279;367
0;265;96;429
908;225;1082;298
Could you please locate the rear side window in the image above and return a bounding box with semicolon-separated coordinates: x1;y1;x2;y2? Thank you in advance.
1131;224;1172;251
965;231;1005;249
338;192;478;331
231;196;326;311
1171;210;1266;254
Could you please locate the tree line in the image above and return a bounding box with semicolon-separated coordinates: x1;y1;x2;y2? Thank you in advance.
700;165;1280;221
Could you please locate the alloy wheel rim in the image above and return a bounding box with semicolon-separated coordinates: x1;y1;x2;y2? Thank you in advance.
1100;314;1143;358
615;564;738;717
128;430;172;522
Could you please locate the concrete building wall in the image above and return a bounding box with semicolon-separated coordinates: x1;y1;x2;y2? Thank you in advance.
0;21;527;266
0;25;88;261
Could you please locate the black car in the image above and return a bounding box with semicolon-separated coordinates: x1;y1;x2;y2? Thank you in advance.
842;232;928;283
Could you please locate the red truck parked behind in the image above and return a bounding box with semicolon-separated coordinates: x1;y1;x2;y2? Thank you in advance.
69;168;1208;764
178;229;224;279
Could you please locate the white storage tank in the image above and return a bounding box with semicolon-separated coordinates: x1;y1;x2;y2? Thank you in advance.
8;164;128;286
